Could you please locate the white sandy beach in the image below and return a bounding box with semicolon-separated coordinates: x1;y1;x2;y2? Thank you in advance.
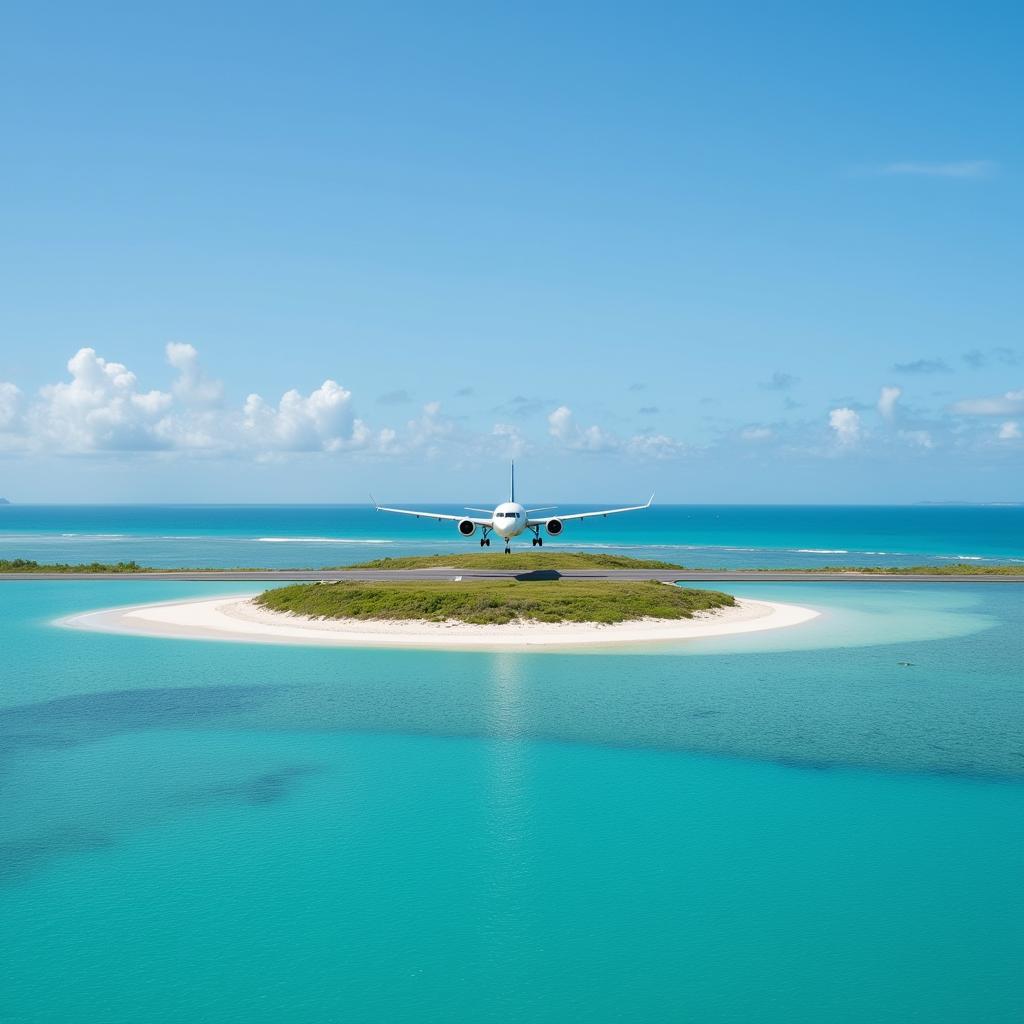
59;593;821;649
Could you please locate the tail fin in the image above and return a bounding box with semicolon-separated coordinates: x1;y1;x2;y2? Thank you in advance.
510;460;515;503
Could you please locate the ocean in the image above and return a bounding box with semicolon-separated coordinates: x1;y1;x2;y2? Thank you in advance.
1;508;1022;1021
1;502;1022;568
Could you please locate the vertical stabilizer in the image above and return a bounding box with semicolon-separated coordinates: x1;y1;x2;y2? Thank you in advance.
511;461;515;502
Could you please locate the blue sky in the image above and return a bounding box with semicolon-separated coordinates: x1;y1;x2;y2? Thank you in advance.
1;1;1021;503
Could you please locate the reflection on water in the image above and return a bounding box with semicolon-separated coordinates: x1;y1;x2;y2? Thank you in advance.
481;654;537;971
487;651;525;741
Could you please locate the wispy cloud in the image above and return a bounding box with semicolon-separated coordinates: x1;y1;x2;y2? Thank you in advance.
892;358;949;374
951;389;1024;416
492;394;555;418
492;421;527;458
626;433;687;459
962;347;1019;369
898;429;935;450
872;160;998;179
377;389;412;405
759;371;799;392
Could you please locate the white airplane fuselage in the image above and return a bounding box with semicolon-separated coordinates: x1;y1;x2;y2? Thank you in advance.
490;501;527;539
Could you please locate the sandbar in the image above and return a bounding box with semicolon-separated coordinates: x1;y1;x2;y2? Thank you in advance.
58;592;821;649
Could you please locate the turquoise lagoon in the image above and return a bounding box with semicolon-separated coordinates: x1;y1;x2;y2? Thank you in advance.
2;580;1022;1022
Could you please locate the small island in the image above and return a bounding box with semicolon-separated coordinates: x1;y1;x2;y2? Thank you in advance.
27;550;1023;648
56;552;824;649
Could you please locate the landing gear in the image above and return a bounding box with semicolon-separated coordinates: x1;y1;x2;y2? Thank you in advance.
480;529;492;547
530;528;543;547
504;545;511;554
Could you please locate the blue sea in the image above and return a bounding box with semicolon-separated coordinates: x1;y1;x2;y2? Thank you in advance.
2;506;1022;1022
1;502;1022;568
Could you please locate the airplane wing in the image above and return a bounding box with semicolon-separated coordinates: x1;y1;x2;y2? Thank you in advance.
372;499;491;525
526;494;654;527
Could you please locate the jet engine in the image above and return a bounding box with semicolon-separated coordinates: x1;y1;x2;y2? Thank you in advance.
545;518;563;536
458;519;476;537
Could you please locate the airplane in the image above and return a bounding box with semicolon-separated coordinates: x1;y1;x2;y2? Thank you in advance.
372;463;653;553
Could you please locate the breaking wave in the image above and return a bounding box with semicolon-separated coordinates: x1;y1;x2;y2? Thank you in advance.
257;537;393;544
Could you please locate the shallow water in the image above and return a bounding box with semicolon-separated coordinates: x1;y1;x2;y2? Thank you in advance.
2;581;1022;1022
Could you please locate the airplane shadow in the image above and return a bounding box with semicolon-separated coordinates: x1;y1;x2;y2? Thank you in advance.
514;569;562;582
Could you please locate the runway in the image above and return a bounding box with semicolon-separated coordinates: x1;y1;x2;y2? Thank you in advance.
3;569;1024;583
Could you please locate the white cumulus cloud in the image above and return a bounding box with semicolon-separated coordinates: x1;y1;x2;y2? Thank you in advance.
998;421;1021;441
29;347;173;452
547;405;615;452
0;382;22;430
547;405;574;442
242;380;359;452
877;385;901;420
166;342;224;407
0;344;457;460
829;407;862;446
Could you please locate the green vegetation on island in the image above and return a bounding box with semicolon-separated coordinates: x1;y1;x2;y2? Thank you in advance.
256;579;735;625
791;563;1022;576
0;558;147;574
